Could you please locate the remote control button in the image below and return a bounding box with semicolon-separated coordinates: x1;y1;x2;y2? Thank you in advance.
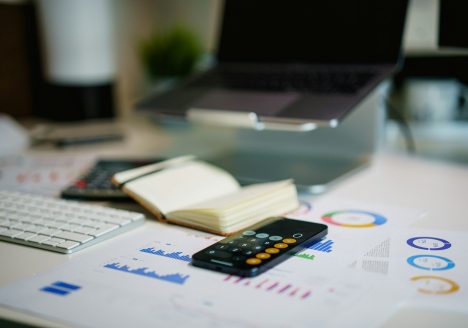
256;253;271;260
265;248;280;254
283;238;297;244
205;249;231;258
293;233;303;239
243;230;256;236
269;236;282;241
255;233;269;238
246;258;262;265
274;243;288;249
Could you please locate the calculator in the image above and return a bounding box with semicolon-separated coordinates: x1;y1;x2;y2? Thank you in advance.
61;159;162;200
192;217;327;277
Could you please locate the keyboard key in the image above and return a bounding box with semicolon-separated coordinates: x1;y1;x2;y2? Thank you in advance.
0;229;23;238
15;232;37;241
28;235;51;243
56;240;80;250
40;228;61;237
54;231;93;243
42;238;66;246
102;216;131;226
91;224;119;237
73;226;96;235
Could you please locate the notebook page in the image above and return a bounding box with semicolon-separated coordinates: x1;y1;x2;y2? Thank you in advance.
124;161;240;214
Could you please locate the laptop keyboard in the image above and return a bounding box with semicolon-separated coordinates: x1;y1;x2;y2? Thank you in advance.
192;68;376;94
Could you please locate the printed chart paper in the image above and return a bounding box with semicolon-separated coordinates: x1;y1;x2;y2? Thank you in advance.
356;228;468;313
0;154;94;196
0;199;426;327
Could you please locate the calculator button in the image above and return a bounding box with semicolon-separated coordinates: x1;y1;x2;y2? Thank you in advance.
230;247;241;253
265;248;280;254
246;258;262;265
239;243;250;248
269;236;282;241
255;233;269;239
283;238;297;244
243;230;256;236
243;250;254;256
256;253;271;260
206;250;231;258
232;255;246;262
274;243;288;249
74;180;87;189
214;244;229;250
248;238;258;243
263;240;273;246
253;245;263;251
293;233;303;239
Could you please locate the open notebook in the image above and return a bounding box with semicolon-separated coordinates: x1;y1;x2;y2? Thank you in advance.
112;156;299;235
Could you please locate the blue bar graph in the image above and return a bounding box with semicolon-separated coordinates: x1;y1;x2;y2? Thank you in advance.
52;281;81;290
140;247;191;262
104;262;189;285
40;281;82;296
305;239;334;253
41;286;70;296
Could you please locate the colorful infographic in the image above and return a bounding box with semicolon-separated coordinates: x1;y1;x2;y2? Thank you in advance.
407;255;455;271
410;275;460;295
406;237;451;250
321;210;387;228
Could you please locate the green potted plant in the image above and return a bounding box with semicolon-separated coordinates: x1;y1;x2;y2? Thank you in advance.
140;26;203;81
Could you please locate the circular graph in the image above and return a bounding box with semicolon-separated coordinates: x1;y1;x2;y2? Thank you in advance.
321;210;387;228
407;255;455;271
410;275;460;295
406;237;451;250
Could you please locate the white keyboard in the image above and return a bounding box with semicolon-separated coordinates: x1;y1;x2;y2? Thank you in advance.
0;190;145;253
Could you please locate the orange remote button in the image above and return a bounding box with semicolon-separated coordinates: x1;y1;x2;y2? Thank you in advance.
246;258;262;265
283;238;297;244
265;248;280;254
256;253;271;260
274;243;288;249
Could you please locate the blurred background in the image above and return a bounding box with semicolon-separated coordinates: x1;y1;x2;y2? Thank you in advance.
1;0;467;164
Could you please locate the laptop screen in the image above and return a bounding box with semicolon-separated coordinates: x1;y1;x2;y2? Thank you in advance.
217;0;408;64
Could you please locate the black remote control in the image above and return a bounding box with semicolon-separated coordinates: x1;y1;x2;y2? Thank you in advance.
192;217;327;277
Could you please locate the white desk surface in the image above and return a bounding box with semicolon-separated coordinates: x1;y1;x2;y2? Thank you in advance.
1;117;468;327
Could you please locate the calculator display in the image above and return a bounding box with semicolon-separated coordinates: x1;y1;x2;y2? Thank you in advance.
192;217;327;277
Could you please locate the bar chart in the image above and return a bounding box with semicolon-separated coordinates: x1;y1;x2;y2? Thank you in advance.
140;247;192;262
223;275;312;300
104;262;190;285
305;239;334;253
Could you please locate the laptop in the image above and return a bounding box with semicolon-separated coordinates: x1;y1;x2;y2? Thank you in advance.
138;0;409;129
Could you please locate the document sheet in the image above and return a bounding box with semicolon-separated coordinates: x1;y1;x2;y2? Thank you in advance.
1;196;465;327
